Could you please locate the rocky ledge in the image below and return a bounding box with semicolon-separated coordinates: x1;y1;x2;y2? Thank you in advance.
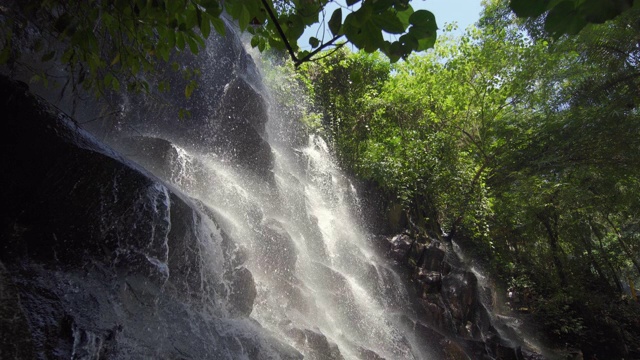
377;233;547;360
0;76;300;359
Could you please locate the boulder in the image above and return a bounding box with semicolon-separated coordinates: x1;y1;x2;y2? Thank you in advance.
227;266;257;317
211;77;274;178
378;232;543;359
258;218;299;280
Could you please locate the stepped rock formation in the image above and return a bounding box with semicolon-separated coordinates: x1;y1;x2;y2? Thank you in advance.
0;76;300;359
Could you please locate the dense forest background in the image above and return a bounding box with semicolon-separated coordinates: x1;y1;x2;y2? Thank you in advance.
2;0;639;356
264;0;640;355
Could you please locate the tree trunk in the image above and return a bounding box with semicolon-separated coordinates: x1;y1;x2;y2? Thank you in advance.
590;220;624;293
538;213;568;288
580;234;611;290
605;216;640;278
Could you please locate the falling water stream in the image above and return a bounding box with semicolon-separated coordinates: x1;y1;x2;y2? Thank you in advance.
0;8;561;358
75;20;434;357
0;14;550;358
142;116;428;359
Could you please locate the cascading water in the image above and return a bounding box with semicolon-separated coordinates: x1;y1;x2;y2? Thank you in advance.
117;73;433;358
1;15;544;359
171;137;429;359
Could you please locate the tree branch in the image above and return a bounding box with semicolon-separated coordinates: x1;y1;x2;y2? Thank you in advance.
260;0;299;63
259;0;344;67
295;34;345;67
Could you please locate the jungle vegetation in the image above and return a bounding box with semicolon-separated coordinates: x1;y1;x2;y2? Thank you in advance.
0;0;438;97
1;0;632;97
1;0;639;356
282;0;640;356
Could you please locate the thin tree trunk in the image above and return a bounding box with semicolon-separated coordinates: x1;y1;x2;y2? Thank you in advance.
605;215;640;277
538;213;568;288
590;220;624;293
580;234;610;289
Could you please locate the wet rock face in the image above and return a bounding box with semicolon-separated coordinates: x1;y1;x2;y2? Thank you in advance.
0;76;300;359
82;21;274;180
209;77;274;178
380;233;537;360
0;264;36;360
281;324;344;360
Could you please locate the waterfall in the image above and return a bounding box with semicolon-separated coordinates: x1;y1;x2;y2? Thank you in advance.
167;137;430;359
111;59;432;358
0;16;543;360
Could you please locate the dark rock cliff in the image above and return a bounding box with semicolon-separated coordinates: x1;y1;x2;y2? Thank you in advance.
376;233;547;360
0;76;300;359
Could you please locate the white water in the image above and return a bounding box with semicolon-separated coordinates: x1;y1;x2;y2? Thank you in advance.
81;23;439;358
110;43;434;355
158;128;428;359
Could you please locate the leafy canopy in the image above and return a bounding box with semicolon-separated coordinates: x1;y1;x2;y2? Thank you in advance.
509;0;636;37
295;1;640;351
0;0;438;97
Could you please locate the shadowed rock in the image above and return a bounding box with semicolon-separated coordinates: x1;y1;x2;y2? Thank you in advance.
0;76;301;360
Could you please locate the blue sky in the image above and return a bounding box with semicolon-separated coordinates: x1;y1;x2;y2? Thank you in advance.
299;0;484;51
416;0;484;33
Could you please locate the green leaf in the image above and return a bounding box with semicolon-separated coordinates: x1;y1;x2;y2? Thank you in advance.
509;0;550;17
372;0;395;12
373;11;406;34
347;19;384;53
176;32;186;50
166;28;176;49
185;80;197;98
285;14;305;40
251;35;260;48
186;6;198;29
202;0;222;16
0;46;10;64
186;35;199;53
268;36;285;50
399;33;418;49
309;36;320;48
408;24;433;38
409;10;437;31
298;50;310;59
416;34;436;51
199;13;211;38
238;5;251;30
396;6;414;28
385;41;403;62
111;76;120;91
328;8;343;36
393;0;411;11
41;50;56;62
104;72;114;88
158;44;170;61
211;17;226;35
545;1;587;36
346;0;360;5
